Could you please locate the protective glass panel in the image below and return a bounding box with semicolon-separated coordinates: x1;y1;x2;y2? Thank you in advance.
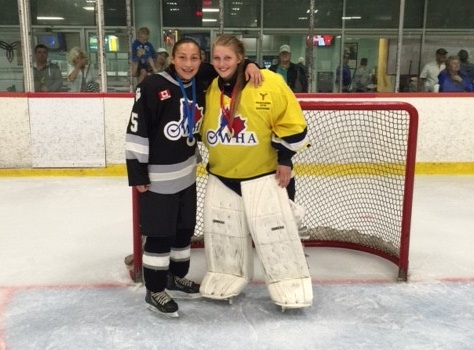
162;0;206;27
0;0;19;25
263;0;342;28
224;0;260;28
0;29;22;92
426;0;474;29
31;0;95;26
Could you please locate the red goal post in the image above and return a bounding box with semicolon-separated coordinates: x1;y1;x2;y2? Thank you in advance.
129;101;418;282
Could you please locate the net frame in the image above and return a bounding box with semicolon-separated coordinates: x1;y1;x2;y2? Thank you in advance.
129;101;418;282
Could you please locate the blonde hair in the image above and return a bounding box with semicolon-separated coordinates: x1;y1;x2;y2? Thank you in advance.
445;55;460;66
137;27;150;36
67;46;86;65
213;34;246;126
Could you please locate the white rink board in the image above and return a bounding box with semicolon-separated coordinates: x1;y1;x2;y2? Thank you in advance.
29;97;105;167
103;97;133;164
0;97;31;168
2;94;474;169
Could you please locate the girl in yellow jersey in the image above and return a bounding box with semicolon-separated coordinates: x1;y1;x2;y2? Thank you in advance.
199;34;312;309
201;37;308;187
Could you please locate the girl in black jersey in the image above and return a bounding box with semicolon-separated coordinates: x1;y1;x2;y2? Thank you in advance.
125;38;261;317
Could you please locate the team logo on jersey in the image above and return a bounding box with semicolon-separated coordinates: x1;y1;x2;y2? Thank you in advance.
255;92;271;110
158;89;171;100
206;107;258;146
163;98;204;141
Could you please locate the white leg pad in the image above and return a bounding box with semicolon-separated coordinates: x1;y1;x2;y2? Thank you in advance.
290;199;305;228
267;278;313;309
200;272;249;300
241;175;313;308
200;175;253;300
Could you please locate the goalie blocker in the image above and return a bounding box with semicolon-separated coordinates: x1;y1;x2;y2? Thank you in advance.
200;174;313;309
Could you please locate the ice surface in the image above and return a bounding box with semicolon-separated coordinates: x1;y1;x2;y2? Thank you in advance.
0;176;473;349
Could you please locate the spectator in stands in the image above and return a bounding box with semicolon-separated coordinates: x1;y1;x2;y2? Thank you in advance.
352;58;371;92
67;47;99;92
419;48;447;92
155;47;169;72
269;44;308;93
33;44;63;92
438;55;473;92
335;54;352;92
457;49;474;84
131;27;159;84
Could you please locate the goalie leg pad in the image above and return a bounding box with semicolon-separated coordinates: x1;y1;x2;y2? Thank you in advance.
290;199;305;228
200;174;253;300
241;175;313;308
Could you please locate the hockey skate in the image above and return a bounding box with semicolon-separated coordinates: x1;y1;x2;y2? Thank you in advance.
166;275;201;299
145;290;179;318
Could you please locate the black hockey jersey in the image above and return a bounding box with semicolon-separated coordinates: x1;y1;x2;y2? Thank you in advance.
125;68;210;194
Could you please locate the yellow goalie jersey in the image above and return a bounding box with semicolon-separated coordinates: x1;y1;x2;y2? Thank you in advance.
201;69;308;180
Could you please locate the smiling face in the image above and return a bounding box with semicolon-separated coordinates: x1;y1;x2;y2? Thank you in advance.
212;44;242;81
171;42;201;81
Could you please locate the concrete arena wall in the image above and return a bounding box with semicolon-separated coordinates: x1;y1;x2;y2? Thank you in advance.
1;92;473;174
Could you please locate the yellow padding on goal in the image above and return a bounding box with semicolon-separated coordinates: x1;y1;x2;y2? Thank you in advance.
1;162;474;177
0;164;126;177
294;163;474;176
293;163;406;176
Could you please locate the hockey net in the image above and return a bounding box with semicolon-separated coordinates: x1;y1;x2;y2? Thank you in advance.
130;101;418;282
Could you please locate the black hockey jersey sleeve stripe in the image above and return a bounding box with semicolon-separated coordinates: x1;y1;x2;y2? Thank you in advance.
126;133;149;163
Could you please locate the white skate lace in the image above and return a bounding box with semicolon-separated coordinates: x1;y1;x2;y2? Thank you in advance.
151;291;172;305
176;277;193;287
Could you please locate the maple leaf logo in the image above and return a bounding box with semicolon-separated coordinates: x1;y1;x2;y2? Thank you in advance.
194;103;203;123
180;100;203;124
232;116;246;136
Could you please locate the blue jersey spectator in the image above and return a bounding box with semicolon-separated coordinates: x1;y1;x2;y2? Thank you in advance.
438;55;473;92
131;27;158;84
335;54;352;92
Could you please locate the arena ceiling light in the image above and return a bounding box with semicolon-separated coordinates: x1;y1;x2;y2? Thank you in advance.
36;16;65;20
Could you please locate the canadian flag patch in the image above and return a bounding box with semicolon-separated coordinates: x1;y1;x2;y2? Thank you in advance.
158;89;171;100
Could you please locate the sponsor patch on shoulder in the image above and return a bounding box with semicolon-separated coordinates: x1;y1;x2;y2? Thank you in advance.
158;89;171;100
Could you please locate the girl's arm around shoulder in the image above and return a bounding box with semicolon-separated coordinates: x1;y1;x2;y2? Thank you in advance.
243;59;263;87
